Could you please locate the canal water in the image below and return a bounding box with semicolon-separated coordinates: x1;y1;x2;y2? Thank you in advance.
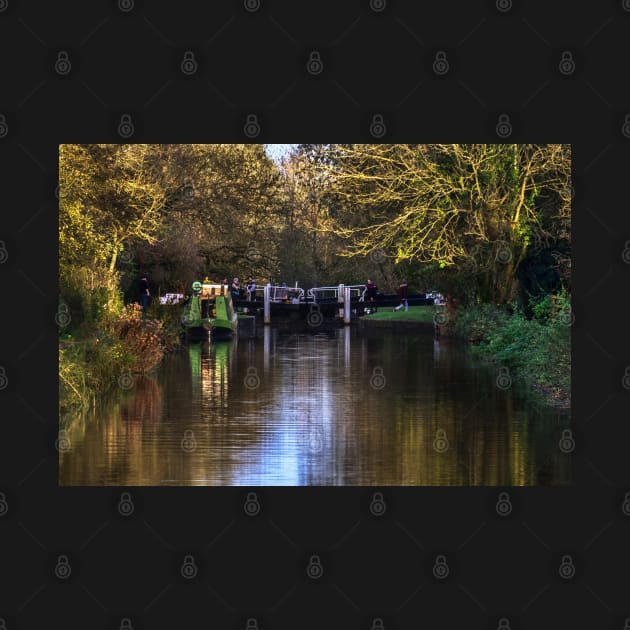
59;327;570;486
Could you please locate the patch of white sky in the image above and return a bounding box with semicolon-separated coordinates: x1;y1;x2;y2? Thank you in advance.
264;144;298;164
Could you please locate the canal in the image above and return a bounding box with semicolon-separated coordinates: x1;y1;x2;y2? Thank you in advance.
59;327;570;486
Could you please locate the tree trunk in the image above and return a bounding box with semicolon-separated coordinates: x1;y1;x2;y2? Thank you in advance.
108;248;118;274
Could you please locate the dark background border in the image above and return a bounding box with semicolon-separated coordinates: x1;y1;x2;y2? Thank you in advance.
1;0;629;628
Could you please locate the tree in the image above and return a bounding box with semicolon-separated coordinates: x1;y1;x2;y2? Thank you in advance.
315;144;570;303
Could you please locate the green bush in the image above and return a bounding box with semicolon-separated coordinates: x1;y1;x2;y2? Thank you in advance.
453;294;570;406
454;303;508;343
59;303;182;412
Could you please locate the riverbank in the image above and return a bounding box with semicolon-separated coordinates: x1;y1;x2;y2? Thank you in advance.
359;301;570;409
360;305;436;326
454;299;571;410
59;303;182;413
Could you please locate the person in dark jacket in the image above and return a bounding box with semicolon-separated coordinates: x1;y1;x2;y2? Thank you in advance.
245;276;256;301
393;279;408;312
365;278;378;313
231;277;241;300
138;274;150;314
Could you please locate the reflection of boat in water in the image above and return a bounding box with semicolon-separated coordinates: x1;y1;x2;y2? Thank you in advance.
189;339;233;409
181;281;238;341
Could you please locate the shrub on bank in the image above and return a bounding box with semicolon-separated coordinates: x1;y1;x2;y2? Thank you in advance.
453;292;571;407
453;303;508;343
59;304;179;412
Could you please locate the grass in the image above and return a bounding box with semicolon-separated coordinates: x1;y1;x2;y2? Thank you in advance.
454;294;571;409
363;305;436;322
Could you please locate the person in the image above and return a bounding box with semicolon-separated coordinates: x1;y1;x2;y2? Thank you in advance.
246;276;256;301
365;278;378;310
231;277;241;300
138;273;150;315
393;279;408;312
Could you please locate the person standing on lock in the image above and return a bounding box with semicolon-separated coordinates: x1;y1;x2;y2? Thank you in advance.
393;279;408;312
138;273;150;316
246;276;256;301
365;278;378;313
231;277;241;300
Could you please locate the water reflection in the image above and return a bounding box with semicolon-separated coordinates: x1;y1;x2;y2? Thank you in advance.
59;328;570;486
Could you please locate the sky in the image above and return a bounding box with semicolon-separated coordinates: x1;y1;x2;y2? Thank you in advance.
264;144;297;163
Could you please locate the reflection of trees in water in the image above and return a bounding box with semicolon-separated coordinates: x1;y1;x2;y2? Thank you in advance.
339;331;570;486
346;388;569;486
119;376;162;439
59;375;163;485
61;329;570;486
